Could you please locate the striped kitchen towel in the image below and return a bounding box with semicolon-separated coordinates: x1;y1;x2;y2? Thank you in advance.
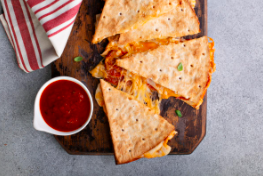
0;0;82;73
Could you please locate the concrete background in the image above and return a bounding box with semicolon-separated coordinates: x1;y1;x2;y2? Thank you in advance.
1;0;263;175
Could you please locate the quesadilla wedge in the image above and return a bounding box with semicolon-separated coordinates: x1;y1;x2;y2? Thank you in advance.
116;36;216;109
100;79;176;164
118;0;200;45
92;0;182;43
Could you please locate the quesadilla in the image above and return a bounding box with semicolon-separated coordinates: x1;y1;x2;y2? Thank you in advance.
100;79;176;164
116;36;216;109
118;0;200;45
92;0;181;43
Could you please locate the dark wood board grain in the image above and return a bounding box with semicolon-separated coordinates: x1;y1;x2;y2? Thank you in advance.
52;0;208;155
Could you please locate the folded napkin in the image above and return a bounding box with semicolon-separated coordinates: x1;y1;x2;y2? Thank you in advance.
0;0;82;72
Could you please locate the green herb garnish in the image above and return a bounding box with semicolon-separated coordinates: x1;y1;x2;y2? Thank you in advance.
177;62;183;71
74;56;83;62
175;110;182;117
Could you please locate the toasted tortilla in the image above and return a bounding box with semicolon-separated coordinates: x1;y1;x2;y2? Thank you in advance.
100;79;175;164
92;0;181;43
116;36;216;109
118;0;200;45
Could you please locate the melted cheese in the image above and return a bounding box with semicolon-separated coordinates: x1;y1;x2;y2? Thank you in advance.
90;61;107;79
143;130;177;158
94;70;162;114
116;70;161;114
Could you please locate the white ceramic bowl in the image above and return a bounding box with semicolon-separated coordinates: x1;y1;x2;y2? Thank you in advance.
34;76;93;136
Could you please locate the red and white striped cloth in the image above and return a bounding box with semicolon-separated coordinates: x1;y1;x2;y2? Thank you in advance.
0;0;82;72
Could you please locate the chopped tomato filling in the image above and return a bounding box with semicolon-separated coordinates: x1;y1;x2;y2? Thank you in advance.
104;50;125;86
105;66;124;86
104;77;119;86
107;67;121;77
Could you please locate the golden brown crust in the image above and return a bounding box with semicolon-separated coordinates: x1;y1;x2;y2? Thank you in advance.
100;79;175;164
92;0;181;43
116;36;215;109
118;0;200;45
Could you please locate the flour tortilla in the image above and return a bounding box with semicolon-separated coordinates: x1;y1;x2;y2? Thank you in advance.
100;79;175;164
92;0;181;43
118;0;200;45
116;36;216;109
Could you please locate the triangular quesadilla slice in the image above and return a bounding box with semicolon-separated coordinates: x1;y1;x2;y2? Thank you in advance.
116;36;216;109
100;79;176;164
92;0;181;43
118;0;200;45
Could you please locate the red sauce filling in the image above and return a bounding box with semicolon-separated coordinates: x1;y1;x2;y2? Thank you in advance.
104;51;125;86
40;80;91;132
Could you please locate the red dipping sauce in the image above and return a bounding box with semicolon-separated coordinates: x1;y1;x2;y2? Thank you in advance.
40;80;91;132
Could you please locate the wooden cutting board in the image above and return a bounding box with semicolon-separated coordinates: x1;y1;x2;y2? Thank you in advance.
52;0;207;155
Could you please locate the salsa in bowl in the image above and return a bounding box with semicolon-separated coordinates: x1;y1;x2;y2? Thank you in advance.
34;76;93;136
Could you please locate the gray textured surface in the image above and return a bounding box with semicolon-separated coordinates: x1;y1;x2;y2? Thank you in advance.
0;0;263;175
